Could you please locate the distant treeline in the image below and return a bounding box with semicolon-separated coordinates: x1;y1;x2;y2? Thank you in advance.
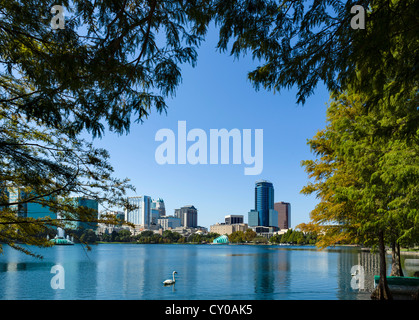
72;228;317;245
269;229;318;245
228;229;318;245
89;229;220;244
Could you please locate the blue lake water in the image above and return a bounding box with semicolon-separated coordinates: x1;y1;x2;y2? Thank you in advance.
0;243;410;300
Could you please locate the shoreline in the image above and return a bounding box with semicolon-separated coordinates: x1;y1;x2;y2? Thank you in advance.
94;242;419;253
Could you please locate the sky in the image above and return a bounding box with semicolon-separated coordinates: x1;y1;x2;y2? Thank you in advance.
89;26;331;230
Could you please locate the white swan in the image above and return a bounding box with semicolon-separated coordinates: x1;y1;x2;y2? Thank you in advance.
163;271;177;285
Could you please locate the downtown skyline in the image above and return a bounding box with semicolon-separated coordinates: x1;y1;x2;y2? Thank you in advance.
87;25;329;230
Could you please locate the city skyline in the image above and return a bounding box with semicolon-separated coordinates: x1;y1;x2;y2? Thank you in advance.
1;1;415;303
120;179;290;233
81;26;328;231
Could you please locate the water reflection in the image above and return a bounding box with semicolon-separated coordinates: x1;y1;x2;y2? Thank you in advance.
402;257;419;277
336;248;382;299
0;244;415;300
253;248;290;299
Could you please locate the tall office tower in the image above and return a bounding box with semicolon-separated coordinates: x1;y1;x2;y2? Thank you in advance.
152;198;166;217
126;196;151;228
174;205;198;227
225;215;244;225
26;200;57;220
7;187;57;220
70;197;99;230
274;202;291;229
151;208;159;225
248;180;278;229
255;180;276;227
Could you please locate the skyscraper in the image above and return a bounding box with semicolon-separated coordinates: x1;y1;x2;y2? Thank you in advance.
126;196;151;228
274;202;291;229
174;205;198;227
151;198;166;217
6;187;57;220
255;180;276;227
248;180;278;229
73;197;99;230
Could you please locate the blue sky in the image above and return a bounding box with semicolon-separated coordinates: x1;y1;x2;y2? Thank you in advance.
90;26;330;230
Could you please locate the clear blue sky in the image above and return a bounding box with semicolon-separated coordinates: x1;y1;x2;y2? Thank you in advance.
90;26;330;230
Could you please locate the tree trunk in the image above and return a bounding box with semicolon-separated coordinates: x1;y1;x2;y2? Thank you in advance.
390;241;404;277
371;231;393;300
397;242;403;277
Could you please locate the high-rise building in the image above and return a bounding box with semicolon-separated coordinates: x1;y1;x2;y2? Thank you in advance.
151;208;159;225
71;197;99;230
255;180;274;226
26;201;57;220
274;202;291;229
174;205;198;227
248;180;278;229
126;196;151;228
6;187;57;220
151;198;166;217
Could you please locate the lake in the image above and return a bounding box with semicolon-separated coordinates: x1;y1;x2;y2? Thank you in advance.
0;243;415;300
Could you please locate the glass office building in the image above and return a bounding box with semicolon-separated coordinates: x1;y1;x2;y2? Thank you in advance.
151;198;166;217
126;196;151;227
248;209;259;227
74;197;99;230
255;180;274;227
6;187;57;219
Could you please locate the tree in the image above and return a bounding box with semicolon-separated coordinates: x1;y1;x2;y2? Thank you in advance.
0;0;213;137
115;229;132;242
244;228;256;242
2;1;417;135
228;230;245;243
2;0;417;260
299;88;418;300
188;233;202;243
280;229;293;243
0;114;133;257
79;229;97;244
0;0;211;257
252;236;268;244
269;234;280;244
162;230;182;242
215;0;418;108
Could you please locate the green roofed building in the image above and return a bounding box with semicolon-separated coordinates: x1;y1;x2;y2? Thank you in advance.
213;235;229;244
